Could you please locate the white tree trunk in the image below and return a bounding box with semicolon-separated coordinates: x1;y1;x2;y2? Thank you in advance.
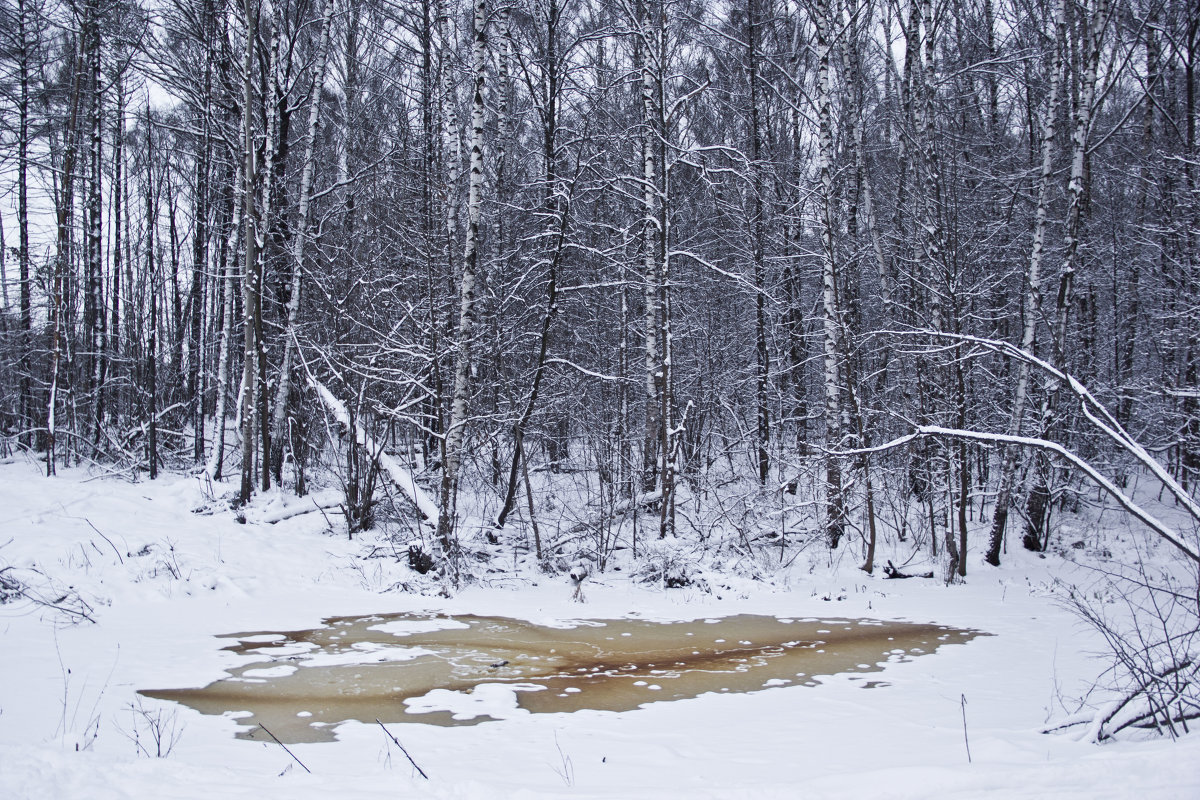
985;0;1066;564
437;0;487;556
640;9;660;494
1022;0;1112;549
238;0;261;503
270;0;336;482
816;0;844;548
438;0;461;261
206;163;242;481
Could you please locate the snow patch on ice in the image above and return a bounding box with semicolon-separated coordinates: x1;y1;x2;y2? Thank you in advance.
368;618;469;636
301;642;433;667
241;665;298;678
403;683;544;721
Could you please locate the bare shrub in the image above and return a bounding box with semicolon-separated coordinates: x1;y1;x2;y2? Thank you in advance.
1048;540;1200;742
122;698;183;757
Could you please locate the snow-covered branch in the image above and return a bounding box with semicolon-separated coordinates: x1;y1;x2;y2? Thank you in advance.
899;329;1200;525
308;378;439;523
835;424;1200;565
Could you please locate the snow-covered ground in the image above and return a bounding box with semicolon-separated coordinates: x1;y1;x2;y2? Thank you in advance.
1;458;1197;799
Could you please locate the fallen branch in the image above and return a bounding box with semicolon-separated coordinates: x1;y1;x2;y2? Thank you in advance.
896;331;1200;525
252;489;344;524
307;377;439;523
919;426;1200;566
882;560;934;580
1086;659;1197;742
830;427;1200;566
1044;659;1199;742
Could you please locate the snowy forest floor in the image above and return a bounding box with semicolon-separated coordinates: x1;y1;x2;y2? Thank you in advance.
1;456;1198;799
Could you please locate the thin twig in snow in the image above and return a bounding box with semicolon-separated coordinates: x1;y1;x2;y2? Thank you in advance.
376;719;428;779
257;724;311;773
83;518;123;563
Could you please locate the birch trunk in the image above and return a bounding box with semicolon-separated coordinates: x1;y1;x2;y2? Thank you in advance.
84;0;106;448
16;0;32;447
437;0;487;557
256;1;285;493
238;0;261;504
207;162;241;481
816;0;845;548
145;104;159;480
110;75;124;424
638;0;661;494
984;0;1066;566
1022;0;1111;551
918;0;963;577
47;47;84;475
438;0;461;269
747;0;769;484
190;3;215;465
270;0;336;487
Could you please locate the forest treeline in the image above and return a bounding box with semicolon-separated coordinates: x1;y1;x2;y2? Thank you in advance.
0;0;1196;574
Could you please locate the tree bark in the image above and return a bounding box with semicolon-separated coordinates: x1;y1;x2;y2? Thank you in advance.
437;0;487;558
83;0;106;450
145;104;159;480
1023;0;1111;551
816;0;845;548
985;0;1067;566
747;0;770;484
239;0;262;504
16;0;33;448
270;0;336;488
638;0;663;494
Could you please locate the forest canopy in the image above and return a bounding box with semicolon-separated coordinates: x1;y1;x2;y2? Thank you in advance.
0;0;1196;580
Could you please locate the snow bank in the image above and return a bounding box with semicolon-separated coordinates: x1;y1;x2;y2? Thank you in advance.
1;460;1198;799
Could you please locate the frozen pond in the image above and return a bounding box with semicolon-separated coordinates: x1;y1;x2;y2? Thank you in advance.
143;613;983;743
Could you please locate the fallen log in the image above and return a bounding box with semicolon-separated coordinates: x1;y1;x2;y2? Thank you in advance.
308;377;439;523
883;560;934;580
251;488;344;524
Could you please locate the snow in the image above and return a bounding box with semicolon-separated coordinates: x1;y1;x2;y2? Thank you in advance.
1;459;1199;799
404;683;542;721
300;643;433;667
368;619;469;636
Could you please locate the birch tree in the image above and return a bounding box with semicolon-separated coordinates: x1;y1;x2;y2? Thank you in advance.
238;0;264;504
815;0;846;547
269;0;336;485
1022;0;1113;552
437;0;487;558
984;0;1067;566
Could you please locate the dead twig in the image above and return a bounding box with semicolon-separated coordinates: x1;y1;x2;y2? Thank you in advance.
376;719;428;779
83;518;124;564
257;724;311;773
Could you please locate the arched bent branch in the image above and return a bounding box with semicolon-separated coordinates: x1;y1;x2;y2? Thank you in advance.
831;426;1200;566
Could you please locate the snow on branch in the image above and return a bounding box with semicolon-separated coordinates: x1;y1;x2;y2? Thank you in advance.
308;378;439;523
895;329;1200;523
545;358;625;382
920;426;1199;564
833;425;1200;566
